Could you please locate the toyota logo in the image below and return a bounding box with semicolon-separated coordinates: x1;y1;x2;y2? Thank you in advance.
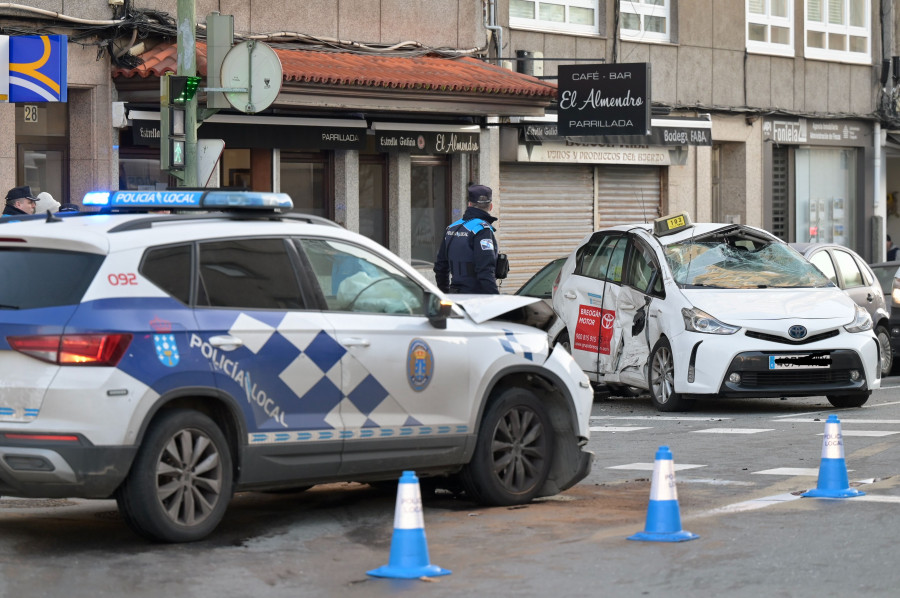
601;313;616;329
788;325;807;339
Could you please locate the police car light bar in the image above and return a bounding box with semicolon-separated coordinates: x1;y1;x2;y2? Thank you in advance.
82;190;294;211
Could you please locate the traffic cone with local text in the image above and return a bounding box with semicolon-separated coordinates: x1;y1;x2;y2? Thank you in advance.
802;414;865;498
628;446;699;542
367;470;451;579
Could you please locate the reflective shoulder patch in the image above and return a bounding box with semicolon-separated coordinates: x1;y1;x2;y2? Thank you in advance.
479;238;495;251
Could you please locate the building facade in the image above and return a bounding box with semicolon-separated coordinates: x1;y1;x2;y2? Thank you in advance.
1;1;898;289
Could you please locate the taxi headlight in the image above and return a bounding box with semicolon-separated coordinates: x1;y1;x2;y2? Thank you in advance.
844;304;873;333
681;307;740;335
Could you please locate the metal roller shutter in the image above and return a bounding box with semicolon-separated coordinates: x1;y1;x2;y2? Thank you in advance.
498;163;595;291
595;165;661;228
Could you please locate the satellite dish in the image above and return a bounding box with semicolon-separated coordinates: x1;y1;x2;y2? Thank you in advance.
220;40;283;114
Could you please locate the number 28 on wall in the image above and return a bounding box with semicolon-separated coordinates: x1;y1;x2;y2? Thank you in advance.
23;105;38;123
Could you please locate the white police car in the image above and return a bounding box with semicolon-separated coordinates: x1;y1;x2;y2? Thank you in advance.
0;190;593;542
549;212;881;412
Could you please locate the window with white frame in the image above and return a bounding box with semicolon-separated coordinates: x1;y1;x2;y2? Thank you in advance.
747;0;794;57
804;0;870;64
510;0;599;35
619;0;670;43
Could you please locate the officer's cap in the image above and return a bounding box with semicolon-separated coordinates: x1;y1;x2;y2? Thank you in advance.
467;184;492;204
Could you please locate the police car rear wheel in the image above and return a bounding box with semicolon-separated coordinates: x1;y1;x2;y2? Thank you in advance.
116;409;233;543
826;392;870;408
461;388;553;506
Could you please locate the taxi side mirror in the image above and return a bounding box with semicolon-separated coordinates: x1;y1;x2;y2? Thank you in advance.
426;293;452;329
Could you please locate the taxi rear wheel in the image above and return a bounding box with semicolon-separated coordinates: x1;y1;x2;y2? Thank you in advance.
648;338;692;412
116;409;234;543
461;388;553;506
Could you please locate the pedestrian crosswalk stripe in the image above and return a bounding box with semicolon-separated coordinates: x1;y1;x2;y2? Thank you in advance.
817;430;900;437
589;426;652;432
752;467;823;476
590;416;732;422
777;418;900;424
692;428;773;434
607;462;706;471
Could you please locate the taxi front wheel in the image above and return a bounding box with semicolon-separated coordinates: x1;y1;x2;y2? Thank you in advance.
461;388;554;506
648;338;693;412
116;409;234;543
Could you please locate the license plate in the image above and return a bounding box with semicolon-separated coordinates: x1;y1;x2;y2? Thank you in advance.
768;354;831;370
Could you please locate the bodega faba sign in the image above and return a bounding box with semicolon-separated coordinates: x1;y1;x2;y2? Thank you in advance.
557;63;650;137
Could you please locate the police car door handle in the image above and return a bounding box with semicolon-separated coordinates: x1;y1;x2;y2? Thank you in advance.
341;337;371;348
209;335;244;351
564;291;576;299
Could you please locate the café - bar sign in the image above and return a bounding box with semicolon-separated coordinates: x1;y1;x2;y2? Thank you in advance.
557;63;650;137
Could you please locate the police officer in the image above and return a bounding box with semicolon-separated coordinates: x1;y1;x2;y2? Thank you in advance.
3;186;38;216
434;184;499;294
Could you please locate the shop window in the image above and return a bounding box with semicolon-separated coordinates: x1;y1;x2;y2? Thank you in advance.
804;0;870;64
510;0;600;35
280;151;333;219
118;148;170;190
747;0;794;57
794;147;857;247
360;154;388;247
410;156;450;265
620;0;671;43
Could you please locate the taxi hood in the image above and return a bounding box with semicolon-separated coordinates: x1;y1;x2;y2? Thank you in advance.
684;288;855;321
451;294;552;327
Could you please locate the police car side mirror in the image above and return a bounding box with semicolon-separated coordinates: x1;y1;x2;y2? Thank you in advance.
426;293;452;329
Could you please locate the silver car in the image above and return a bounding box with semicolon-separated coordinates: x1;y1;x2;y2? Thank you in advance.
792;243;892;376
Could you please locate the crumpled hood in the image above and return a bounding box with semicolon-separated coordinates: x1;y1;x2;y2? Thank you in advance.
451;294;543;324
684;288;855;322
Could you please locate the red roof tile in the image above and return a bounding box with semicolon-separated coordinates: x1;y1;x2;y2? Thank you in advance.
112;41;556;99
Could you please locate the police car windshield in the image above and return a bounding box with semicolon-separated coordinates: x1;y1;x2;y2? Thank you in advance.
664;230;832;289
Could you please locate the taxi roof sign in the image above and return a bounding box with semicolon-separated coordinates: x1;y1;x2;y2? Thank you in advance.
653;211;693;236
83;190;294;212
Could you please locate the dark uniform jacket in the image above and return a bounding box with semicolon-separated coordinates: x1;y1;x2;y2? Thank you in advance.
2;203;28;217
433;206;499;294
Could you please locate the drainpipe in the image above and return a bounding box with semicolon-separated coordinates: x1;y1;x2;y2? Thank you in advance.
485;0;503;59
875;121;884;260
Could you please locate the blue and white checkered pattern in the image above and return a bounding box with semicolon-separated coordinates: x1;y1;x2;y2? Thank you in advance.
231;312;465;445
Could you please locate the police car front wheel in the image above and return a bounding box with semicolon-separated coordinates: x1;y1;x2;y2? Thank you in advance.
461;387;554;506
115;409;234;543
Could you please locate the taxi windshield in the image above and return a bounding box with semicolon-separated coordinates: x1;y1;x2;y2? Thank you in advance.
664;228;832;289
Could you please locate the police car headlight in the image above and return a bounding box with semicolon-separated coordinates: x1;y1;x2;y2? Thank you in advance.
681;307;740;335
844;304;873;333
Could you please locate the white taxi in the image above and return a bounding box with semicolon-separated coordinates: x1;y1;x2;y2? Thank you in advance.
0;190;593;542
549;212;880;411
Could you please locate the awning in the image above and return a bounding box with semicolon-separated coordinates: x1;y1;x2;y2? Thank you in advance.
126;110;368;150
521;115;713;146
113;41;556;116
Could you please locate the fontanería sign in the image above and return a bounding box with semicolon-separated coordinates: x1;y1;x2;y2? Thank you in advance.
557;63;650;137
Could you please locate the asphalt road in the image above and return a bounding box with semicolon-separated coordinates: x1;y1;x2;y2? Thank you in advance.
2;383;900;598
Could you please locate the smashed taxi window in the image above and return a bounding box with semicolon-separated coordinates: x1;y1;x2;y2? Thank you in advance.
664;227;832;289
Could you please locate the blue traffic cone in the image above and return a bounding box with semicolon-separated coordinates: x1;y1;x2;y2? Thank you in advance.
367;471;451;579
628;446;699;542
802;414;865;498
